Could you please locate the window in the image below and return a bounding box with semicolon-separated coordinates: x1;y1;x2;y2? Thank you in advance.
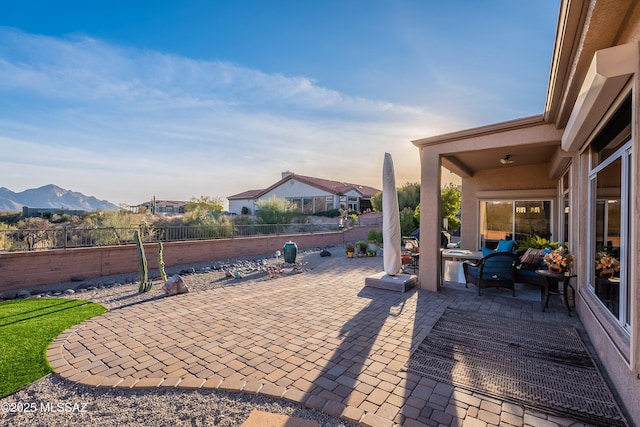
588;94;632;330
480;200;552;249
303;197;313;214
348;196;358;211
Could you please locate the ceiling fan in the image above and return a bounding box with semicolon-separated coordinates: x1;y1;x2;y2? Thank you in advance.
500;154;514;165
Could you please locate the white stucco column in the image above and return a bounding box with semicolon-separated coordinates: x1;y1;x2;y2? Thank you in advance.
418;147;442;291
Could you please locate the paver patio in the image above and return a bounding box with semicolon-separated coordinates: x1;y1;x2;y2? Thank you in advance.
47;251;609;426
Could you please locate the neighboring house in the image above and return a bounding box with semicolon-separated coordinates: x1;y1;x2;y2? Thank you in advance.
227;172;380;215
22;207;86;218
134;200;187;216
414;0;640;420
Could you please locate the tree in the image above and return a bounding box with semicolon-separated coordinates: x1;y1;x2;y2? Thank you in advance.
440;185;461;232
15;217;54;250
186;196;224;213
413;185;461;233
399;207;418;236
81;210;144;245
184;196;224;225
371;192;382;212
371;182;420;213
255;196;296;224
397;182;420;210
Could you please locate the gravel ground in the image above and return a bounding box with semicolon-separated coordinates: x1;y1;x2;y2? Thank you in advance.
1;247;355;427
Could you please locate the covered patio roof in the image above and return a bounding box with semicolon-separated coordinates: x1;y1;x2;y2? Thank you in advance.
412;115;566;179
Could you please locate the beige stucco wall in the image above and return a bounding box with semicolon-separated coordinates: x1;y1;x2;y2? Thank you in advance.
460;164;557;251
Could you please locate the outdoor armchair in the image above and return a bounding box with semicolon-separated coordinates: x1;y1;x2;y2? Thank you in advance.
463;251;520;296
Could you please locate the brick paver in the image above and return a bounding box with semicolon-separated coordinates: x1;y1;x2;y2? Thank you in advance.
48;251;599;426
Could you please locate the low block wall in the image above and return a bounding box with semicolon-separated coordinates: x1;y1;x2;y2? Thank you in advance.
0;226;376;297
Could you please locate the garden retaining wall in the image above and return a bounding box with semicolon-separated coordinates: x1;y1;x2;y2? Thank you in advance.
0;226;375;298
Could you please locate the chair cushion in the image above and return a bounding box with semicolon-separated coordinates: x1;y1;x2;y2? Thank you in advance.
496;239;517;253
482;253;515;280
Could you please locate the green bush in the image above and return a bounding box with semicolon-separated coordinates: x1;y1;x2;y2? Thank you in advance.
313;209;341;218
516;234;558;254
255;196;296;224
367;229;383;245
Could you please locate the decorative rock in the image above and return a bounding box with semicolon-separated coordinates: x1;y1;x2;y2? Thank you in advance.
64;289;75;295
320;249;331;257
17;290;31;298
162;275;189;296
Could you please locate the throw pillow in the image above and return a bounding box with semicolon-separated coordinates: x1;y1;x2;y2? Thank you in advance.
496;239;516;253
519;248;545;271
482;247;494;257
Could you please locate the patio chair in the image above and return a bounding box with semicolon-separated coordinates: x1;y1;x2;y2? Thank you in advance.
463;251;520;296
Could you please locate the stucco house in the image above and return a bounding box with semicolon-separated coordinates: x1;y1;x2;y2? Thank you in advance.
414;0;639;420
134;200;187;216
227;172;380;215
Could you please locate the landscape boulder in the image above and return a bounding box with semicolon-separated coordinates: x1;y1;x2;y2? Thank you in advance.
162;274;189;296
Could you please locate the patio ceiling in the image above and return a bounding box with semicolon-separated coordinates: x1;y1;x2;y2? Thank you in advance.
441;143;560;178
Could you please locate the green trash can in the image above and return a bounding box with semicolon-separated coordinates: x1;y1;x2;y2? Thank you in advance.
283;241;298;263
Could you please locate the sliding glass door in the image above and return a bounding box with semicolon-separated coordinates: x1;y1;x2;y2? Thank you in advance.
480;200;552;249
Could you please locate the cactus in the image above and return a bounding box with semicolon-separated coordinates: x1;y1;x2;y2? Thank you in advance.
158;241;167;282
135;229;152;292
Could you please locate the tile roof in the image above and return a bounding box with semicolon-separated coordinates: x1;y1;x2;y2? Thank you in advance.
290;174;380;197
227;189;264;200
227;173;379;200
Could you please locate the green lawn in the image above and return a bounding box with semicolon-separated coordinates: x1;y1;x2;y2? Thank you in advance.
0;298;107;397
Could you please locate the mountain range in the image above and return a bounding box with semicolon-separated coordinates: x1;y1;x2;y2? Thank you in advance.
0;185;119;212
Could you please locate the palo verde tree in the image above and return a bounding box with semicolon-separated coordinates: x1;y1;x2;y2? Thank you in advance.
184;196;224;225
255;196;296;224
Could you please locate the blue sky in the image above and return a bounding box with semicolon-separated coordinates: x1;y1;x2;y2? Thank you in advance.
1;1;559;207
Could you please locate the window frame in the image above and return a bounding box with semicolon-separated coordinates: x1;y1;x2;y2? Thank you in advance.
587;139;632;332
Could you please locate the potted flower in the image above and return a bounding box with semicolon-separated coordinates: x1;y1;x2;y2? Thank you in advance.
595;251;620;277
543;247;574;274
345;243;355;258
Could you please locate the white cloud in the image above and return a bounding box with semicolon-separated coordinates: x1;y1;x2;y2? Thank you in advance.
0;28;462;207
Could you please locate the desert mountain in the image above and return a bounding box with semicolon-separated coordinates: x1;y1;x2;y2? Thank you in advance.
0;185;118;212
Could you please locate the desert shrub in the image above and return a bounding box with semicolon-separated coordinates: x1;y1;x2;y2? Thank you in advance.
255;196;296;224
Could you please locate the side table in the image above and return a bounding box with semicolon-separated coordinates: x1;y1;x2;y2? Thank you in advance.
535;269;577;316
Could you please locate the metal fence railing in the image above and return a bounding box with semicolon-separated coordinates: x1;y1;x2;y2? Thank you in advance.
0;223;343;252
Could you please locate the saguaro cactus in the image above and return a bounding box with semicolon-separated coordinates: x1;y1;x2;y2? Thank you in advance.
135;229;152;292
158;241;167;282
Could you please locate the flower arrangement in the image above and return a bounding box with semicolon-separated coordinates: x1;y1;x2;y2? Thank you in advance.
595;251;620;276
544;247;574;272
